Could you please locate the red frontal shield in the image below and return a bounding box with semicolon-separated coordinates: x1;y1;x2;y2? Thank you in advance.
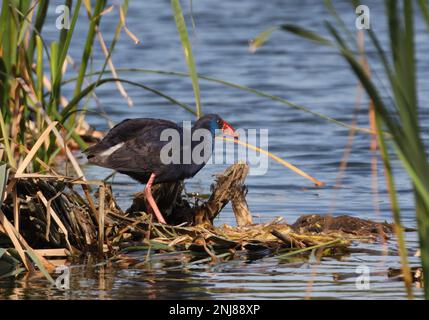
222;121;239;138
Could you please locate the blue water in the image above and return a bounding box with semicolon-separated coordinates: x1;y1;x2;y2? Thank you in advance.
1;0;427;299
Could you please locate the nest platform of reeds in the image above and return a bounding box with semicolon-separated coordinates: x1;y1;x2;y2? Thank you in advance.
0;161;399;281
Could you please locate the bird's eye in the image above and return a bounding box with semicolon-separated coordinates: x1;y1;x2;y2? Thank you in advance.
217;119;223;126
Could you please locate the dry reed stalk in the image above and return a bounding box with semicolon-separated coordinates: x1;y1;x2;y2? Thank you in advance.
357;30;393;287
231;185;252;226
19;143;60;174
13;187;19;231
96;29;133;107
82;184;99;221
35;248;69;258
118;5;140;44
192;162;251;225
303;30;366;300
36;191;73;251
41;116;85;179
66;55;114;129
271;229;305;248
15;121;58;178
10;100;23;159
99;5;114;16
13;232;56;272
98;184;106;254
0;210;34;271
218;137;324;187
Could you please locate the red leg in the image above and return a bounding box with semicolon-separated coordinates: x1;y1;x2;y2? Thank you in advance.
144;173;167;224
144;197;154;216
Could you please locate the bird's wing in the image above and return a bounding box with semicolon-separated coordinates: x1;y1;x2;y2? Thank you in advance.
88;121;182;172
84;118;179;157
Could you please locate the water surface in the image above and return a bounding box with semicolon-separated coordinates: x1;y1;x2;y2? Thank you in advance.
1;0;427;299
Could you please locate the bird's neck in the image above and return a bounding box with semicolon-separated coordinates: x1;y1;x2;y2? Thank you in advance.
191;117;216;136
183;119;216;177
190;118;216;148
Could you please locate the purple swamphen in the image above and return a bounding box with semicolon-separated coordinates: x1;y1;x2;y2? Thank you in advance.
84;114;238;224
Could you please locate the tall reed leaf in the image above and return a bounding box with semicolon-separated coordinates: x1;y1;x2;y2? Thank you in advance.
0;163;9;204
61;78;196;120
171;0;202;118
273;1;429;299
418;0;429;30
63;68;373;134
72;0;106;123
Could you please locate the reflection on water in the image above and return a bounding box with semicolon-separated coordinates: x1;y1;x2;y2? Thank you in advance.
1;0;428;299
0;240;423;299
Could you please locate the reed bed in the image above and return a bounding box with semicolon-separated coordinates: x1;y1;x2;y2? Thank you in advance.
251;0;429;299
1;152;398;283
0;0;423;295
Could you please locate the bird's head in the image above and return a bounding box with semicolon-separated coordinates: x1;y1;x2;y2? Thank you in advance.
200;114;239;139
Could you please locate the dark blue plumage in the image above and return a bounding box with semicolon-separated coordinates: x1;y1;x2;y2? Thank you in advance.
85;114;233;184
85;114;237;224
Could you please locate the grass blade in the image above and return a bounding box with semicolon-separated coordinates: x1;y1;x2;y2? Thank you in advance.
72;0;106;123
418;0;429;31
171;0;202;118
61;78;196;120
15;121;58;177
62;68;374;134
249;26;279;52
0;163;9;204
281;24;332;46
